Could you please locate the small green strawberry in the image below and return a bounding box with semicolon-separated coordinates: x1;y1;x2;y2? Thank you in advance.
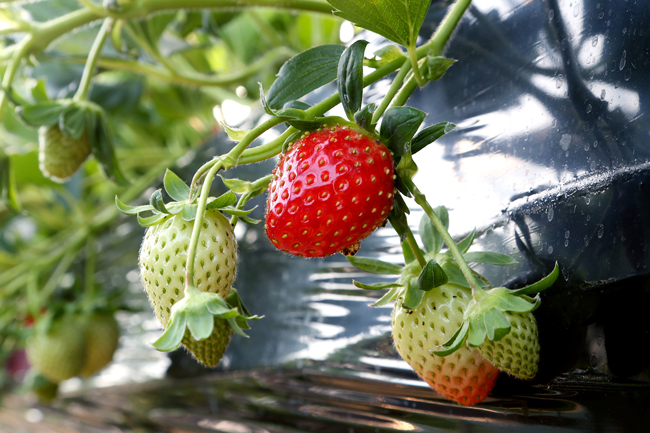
26;314;86;383
38;124;91;183
79;311;120;377
392;283;499;406
139;209;238;366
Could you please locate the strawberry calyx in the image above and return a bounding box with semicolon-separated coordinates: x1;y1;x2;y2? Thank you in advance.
433;263;560;356
152;288;261;351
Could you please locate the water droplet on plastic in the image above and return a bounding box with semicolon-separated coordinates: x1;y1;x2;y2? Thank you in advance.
587;215;591;221
597;224;604;238
548;9;555;20
560;134;572;151
584;142;590;151
619;50;626;70
573;3;580;17
586;104;592;113
598;11;605;19
565;230;570;239
555;75;563;89
547;208;554;222
548;245;554;254
584;235;590;246
600;89;606;100
624;68;632;81
590;354;599;369
592;36;599;47
585;196;591;205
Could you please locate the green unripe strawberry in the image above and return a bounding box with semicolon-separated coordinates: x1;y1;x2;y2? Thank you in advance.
38;125;91;183
79;312;120;377
477;311;540;380
139;209;238;366
392;283;499;406
26;314;86;383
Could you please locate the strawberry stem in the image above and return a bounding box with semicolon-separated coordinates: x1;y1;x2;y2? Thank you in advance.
73;18;112;102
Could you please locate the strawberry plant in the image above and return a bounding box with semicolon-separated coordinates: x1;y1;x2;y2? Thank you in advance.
0;0;562;406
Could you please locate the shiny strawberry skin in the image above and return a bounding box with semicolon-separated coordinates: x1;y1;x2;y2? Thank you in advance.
265;125;395;257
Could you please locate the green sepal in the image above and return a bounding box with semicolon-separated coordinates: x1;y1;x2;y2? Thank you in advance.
463;251;518;266
206;191;238;209
137;212;166;227
149;189;171;214
266;44;345;110
354;103;376;134
59;105;87;139
164;169;190;202
30;79;50;103
15;100;70;127
423;55;456;81
115;196;154;215
259;83;274;116
346;255;403;275
401;239;416;264
417;260;448;291
371;45;405;66
411;122;456;155
281;130;304;153
468;316;487;347
221;123;250;141
337;39;368;121
456;228;476;253
511;263;560;296
379;106;426;157
484;309;511;341
494;292;540;313
151;312;187;351
395;148;418;186
403;278;424;309
432;320;469;357
220;206;255;217
419;206;449;254
181;204;198;221
440;260;489;289
218;174;271;197
238;215;261;225
388;199;410;243
353;280;402;290
372;286;402;307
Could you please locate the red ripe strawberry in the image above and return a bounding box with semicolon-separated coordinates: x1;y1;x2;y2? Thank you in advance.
265;125;394;257
392;283;499;406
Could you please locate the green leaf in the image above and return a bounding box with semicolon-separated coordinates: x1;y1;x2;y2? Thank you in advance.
464;251;518;266
115;196;154;215
181;204;198;221
456;228;476;253
137;212;167;227
186;311;215;341
327;0;431;49
337;39;368;121
511;263;560;296
417;260;448;291
163;169;190;202
259;83;274;116
59;105;87;140
432;320;469;357
282;129;304;153
388;195;410;242
403;278;424;309
423;55;456;81
266;44;345;110
371;286;402;307
238;215;261;225
419;206;448;254
354;103;376;133
379;106;426;156
283;100;313;110
346;256;403;275
353;280;402;290
149;189;170;214
411;122;456;155
206;191;238;209
15;101;69;127
152;312;187;351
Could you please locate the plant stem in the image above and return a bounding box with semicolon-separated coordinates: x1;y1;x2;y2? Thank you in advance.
371;60;412;124
424;0;472;57
0;36;32;119
405;227;427;268
184;158;224;297
83;235;98;309
407;44;425;87
74;18;113;101
390;75;419;109
408;181;481;294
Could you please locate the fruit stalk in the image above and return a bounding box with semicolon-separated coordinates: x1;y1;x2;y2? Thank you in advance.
73;18;112;102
